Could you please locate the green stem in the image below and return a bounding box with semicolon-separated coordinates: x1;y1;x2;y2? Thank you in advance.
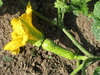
74;55;88;60
57;0;61;26
76;60;81;67
70;64;83;75
32;10;53;24
60;25;93;56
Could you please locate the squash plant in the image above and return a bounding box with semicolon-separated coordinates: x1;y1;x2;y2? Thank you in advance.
4;0;100;75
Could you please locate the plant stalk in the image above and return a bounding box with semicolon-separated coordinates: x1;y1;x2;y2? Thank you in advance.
74;55;88;60
70;64;83;75
60;25;93;57
57;0;62;26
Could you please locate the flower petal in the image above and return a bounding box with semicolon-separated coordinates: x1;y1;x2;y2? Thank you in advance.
11;48;20;55
4;35;28;52
11;18;27;35
26;2;32;16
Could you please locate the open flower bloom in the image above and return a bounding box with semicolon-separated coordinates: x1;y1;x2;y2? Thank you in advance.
4;2;44;55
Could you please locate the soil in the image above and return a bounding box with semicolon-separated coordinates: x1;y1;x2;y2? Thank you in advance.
0;0;100;75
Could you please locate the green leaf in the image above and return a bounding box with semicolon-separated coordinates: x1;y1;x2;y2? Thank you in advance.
54;1;70;13
87;14;93;20
71;1;89;16
93;67;100;75
2;56;13;61
33;39;44;47
92;17;100;41
82;3;88;16
0;0;3;7
93;1;100;19
73;10;80;16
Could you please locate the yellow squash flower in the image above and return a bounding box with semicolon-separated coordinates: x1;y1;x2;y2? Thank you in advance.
4;2;44;55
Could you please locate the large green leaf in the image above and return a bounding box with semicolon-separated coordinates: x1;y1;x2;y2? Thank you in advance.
93;67;100;75
92;17;100;41
93;1;100;19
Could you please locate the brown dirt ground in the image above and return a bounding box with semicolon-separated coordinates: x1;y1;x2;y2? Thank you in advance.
0;0;100;75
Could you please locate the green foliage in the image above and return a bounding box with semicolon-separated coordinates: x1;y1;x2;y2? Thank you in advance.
54;1;70;13
54;0;90;17
93;1;100;19
93;67;100;75
2;56;13;61
82;3;88;16
73;10;80;16
0;0;3;7
92;17;100;41
71;0;90;16
92;1;100;41
63;0;100;41
65;1;100;42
